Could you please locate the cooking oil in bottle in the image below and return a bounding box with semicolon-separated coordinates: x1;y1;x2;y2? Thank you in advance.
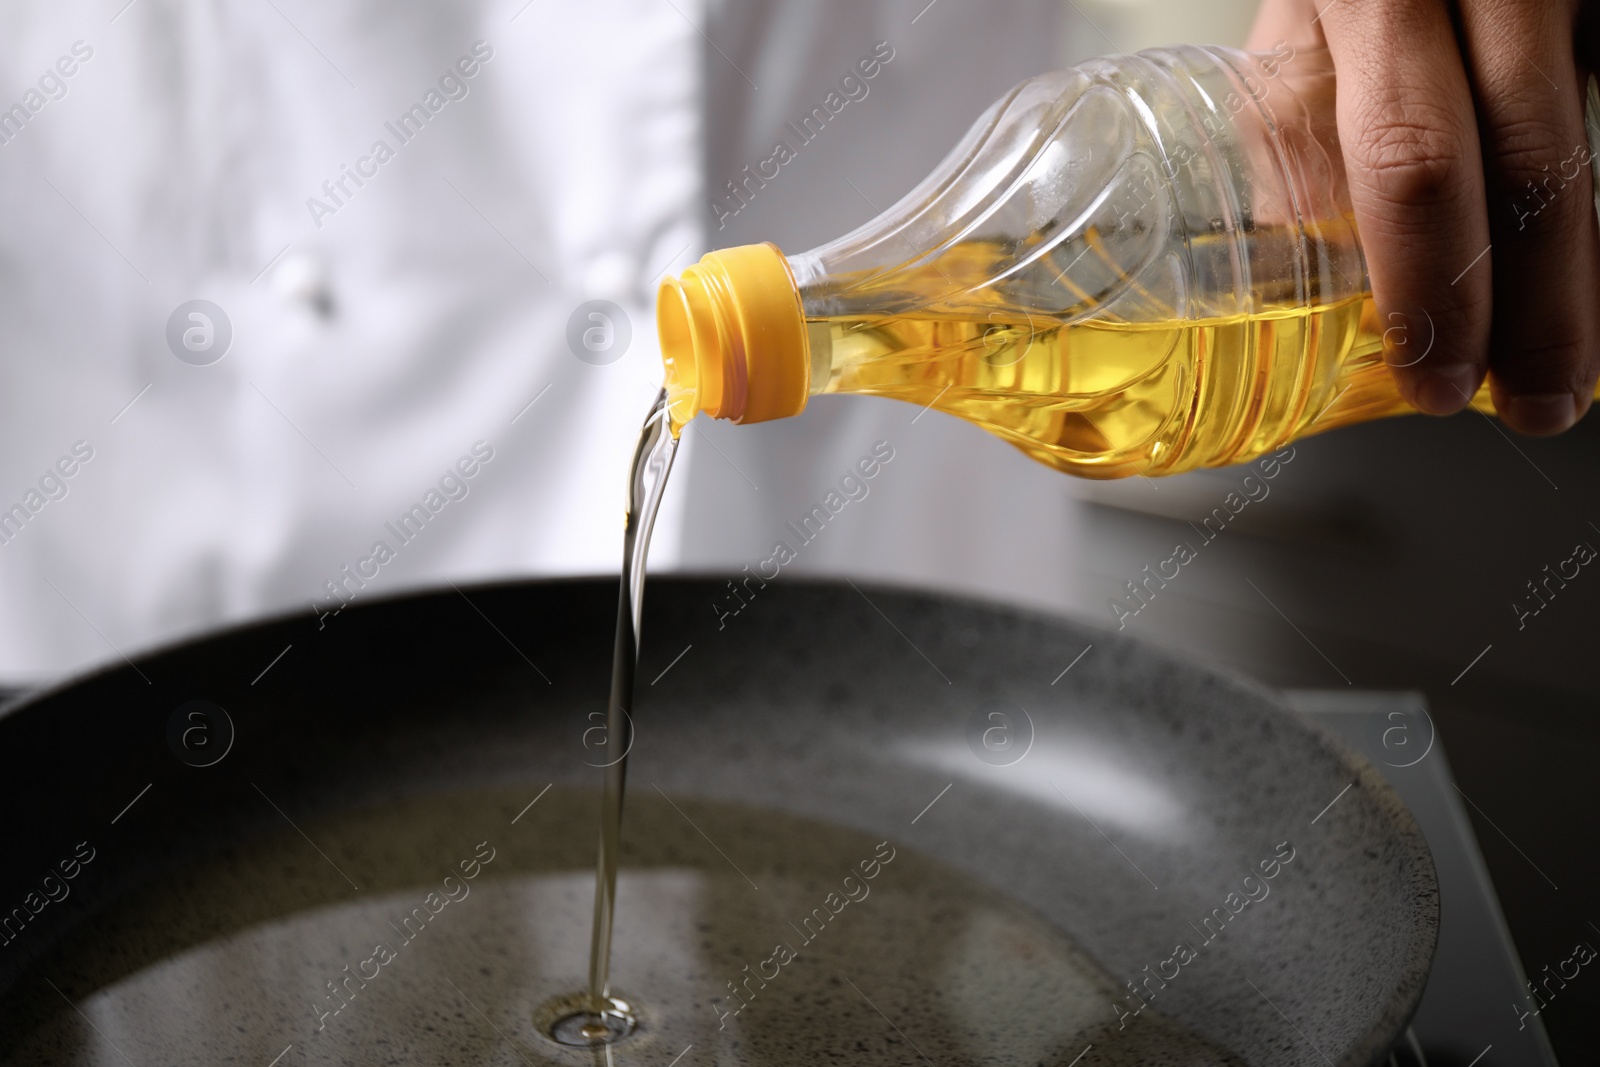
657;46;1600;475
804;289;1398;480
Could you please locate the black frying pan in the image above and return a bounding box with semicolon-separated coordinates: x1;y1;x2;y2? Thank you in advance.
0;577;1434;1065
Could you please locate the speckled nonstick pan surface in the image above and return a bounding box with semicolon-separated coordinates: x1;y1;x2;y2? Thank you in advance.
0;577;1435;1066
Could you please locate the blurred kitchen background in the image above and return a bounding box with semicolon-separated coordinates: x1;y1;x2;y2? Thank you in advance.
0;0;1593;1059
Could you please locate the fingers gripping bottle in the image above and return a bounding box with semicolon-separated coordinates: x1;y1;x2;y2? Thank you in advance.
657;46;1600;479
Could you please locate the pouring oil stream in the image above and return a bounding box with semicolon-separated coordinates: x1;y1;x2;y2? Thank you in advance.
548;387;679;1046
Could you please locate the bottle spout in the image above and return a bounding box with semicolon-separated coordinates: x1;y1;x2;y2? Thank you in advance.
656;242;810;430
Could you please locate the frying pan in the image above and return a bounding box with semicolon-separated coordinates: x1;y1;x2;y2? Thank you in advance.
0;576;1435;1065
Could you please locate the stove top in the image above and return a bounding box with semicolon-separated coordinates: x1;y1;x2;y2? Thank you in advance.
1290;691;1558;1067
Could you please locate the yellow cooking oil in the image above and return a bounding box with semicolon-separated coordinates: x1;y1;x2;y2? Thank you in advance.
655;240;1589;480
804;295;1428;480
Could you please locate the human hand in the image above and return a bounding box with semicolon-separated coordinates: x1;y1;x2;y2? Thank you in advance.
1249;0;1600;435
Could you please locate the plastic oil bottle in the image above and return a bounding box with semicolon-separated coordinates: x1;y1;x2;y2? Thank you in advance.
656;46;1600;479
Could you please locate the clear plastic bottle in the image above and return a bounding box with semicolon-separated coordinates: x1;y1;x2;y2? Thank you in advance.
656;46;1600;479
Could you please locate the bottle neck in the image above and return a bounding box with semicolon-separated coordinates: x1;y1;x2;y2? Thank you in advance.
656;242;810;430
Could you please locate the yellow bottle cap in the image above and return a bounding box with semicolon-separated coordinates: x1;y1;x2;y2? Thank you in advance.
656;242;810;429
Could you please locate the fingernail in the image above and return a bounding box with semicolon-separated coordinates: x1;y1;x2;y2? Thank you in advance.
1412;365;1479;415
1502;393;1578;436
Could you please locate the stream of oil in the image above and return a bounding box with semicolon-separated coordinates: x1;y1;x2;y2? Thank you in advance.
547;388;680;1047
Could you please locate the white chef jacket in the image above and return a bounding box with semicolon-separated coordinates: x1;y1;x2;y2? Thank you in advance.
0;0;1084;683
